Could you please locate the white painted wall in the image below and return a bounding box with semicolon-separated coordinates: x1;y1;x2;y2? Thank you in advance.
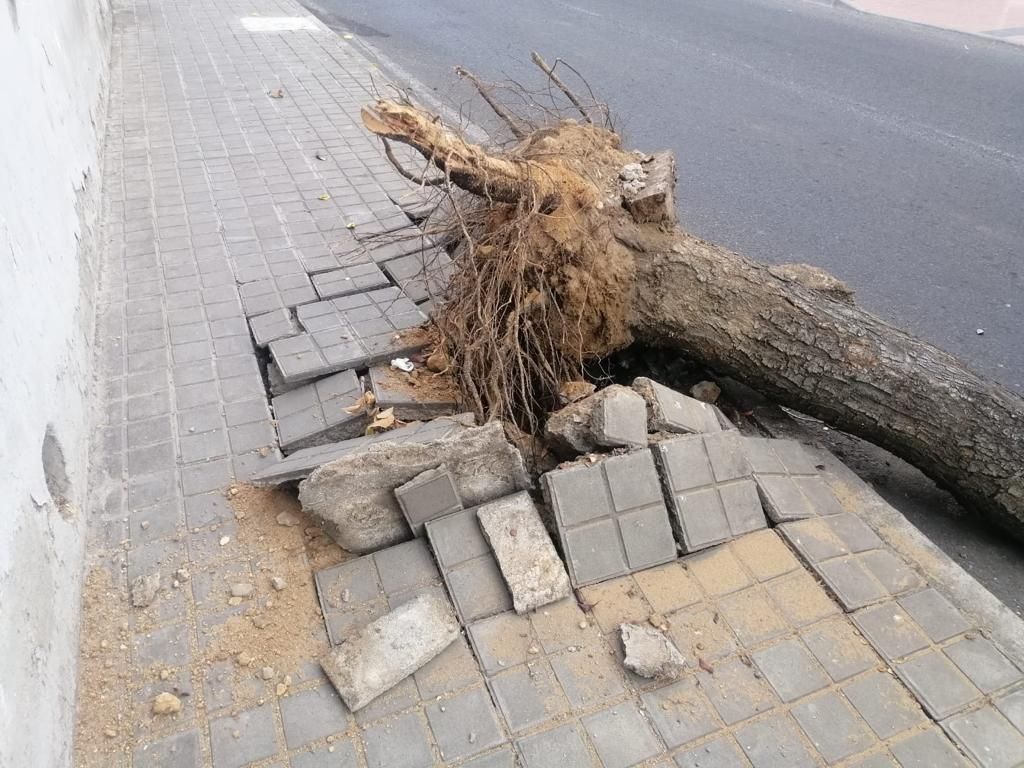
0;0;110;764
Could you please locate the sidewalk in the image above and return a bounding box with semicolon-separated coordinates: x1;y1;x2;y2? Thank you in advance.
75;0;1024;766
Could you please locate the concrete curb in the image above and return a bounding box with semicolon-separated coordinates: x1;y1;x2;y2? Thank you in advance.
830;0;1022;50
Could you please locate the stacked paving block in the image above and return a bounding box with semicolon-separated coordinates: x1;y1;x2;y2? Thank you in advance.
543;451;677;587
652;431;768;553
426;507;514;624
746;437;844;521
270;369;366;453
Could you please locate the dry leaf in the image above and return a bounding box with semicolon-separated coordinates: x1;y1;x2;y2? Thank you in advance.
343;391;376;415
365;407;398;435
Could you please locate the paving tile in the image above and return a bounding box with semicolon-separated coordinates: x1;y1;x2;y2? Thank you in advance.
847;754;899;768
817;557;889;611
857;550;924;597
543;451;676;587
842;671;926;739
994;687;1024;731
943;635;1023;694
468;612;539;676
489;658;570;733
394;466;463;537
684;545;752;597
368;365;458;421
516;723;599;768
290;740;359;768
942;704;1024;768
751;637;830;702
381;247;453;303
209;704;278;768
791;691;875;764
413;635;482;699
361;712;435;768
889;727;971;768
133;728;202;768
764;569;841;627
549;642;627;710
779;517;850;563
727;529;800;582
894;650;981;719
852;603;931;661
582;702;663;768
733;712;818;768
666;604;738;662
248;308;300;347
697;656;777;725
426;508;512;624
674;737;751;768
717;586;791;647
530;598;603;655
632;376;720;434
424;686;505;762
641;677;719;749
311;262;389;299
279;685;350;749
896;588;971;643
239;273;317;317
631;561;702;615
269;287;427;384
746;437;840;522
801;618;879;682
652;433;767;552
271;369;365;452
375;538;443;597
578;576;653;634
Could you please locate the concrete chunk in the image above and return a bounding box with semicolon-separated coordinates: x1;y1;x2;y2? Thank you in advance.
320;592;459;711
299;422;529;553
632;377;720;435
545;385;645;457
623;151;676;225
620;623;686;679
476;492;571;614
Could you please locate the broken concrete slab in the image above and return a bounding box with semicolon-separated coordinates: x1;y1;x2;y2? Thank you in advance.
746;437;843;522
426;507;514;624
652;431;768;553
543;450;677;587
476;492;571;614
623;151;676;225
368;365;459;421
632;377;721;435
620;623;686;679
320;592;459;711
298;421;529;553
131;572;161;608
250;415;472;485
271;369;366;453
545;384;647;457
395;465;464;537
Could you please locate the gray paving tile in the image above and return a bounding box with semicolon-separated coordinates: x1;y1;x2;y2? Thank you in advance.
841;671;927;739
697;657;777;726
894;650;982;719
653;433;767;553
942;704;1024;768
361;712;435;768
778;517;850;563
381;247;453;303
209;704;278;768
311;262;390;299
896;588;971;643
751;638;830;703
801;618;879;682
549;643;627;710
395;466;463;537
847;754;899;768
271;369;365;452
674;737;751;768
852;603;931;661
468;612;539;676
413;635;482;700
994;687;1024;731
368;365;458;421
516;723;599;768
817;557;889;611
791;691;875;764
858;550;924;597
133;727;202;768
239;273;317;317
269;287;427;384
543;451;676;587
459;747;518;768
279;685;350;749
424;686;505;762
290;740;359;768
248;308;300;347
582;702;663;768
943;635;1023;694
489;659;571;733
733;713;818;768
889;727;971;768
632;376;720;435
717;585;790;647
746;437;841;521
641;677;718;749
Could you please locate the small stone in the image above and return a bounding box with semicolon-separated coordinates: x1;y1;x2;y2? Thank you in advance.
276;511;300;527
620;623;686;680
468;731;477;744
228;597;243;606
528;645;540;655
219;536;230;546
151;692;182;715
275;683;288;696
648;613;669;631
252;615;270;629
104;727;117;738
131;572;161;608
174;568;190;582
260;666;275;680
340;588;350;602
578;621;588;630
159;669;170;681
139;520;150;530
977;328;985;335
271;576;287;591
229;486;239;496
236;651;255;667
690;380;721;404
426;349;449;373
230;583;254;598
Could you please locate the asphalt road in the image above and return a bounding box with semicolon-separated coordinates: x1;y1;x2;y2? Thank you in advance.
304;0;1024;391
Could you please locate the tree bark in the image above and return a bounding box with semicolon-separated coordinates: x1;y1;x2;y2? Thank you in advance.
364;98;1024;541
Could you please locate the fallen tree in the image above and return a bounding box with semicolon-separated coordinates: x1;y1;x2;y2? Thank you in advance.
361;59;1024;542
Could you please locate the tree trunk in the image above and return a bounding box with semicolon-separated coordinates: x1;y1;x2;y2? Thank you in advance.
362;98;1024;542
627;231;1024;540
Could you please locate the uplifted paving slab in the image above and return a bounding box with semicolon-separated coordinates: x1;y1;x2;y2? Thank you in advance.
270;369;366;453
320;592;460;711
268;286;427;385
543;450;677;587
381;247;454;303
652;431;768;553
310;262;390;300
746;437;844;522
633;376;722;434
395;465;464;537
